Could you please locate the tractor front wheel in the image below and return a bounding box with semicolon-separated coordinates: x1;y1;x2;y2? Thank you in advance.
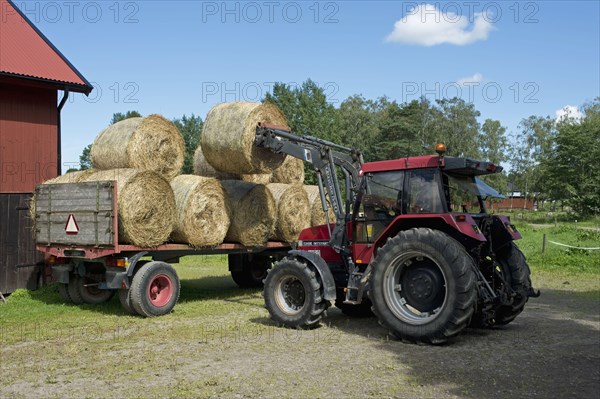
370;228;476;344
263;258;329;328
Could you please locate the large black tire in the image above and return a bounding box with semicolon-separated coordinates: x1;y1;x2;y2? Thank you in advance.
77;276;115;305
119;289;136;315
370;228;477;344
229;254;271;288
67;275;85;305
57;283;71;303
494;242;532;325
130;261;180;317
119;261;149;315
263;258;330;328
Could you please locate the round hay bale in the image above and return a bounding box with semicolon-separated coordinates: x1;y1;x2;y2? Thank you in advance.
221;181;276;246
271;156;305;184
240;174;272;185
42;169;95;184
194;144;272;184
304;185;336;226
193;145;237;180
201;102;288;174
82;169;175;247
266;183;310;242
170;175;230;247
90;115;185;180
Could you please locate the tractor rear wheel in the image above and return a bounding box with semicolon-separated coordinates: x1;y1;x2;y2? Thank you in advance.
370;228;476;344
494;243;532;325
263;258;329;328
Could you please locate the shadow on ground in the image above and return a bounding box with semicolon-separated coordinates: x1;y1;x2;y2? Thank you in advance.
253;288;600;399
28;274;254;316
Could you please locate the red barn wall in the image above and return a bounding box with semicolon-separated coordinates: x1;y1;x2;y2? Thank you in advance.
493;197;535;211
0;82;58;193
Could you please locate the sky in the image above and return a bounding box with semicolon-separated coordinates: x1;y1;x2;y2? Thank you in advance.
9;0;600;172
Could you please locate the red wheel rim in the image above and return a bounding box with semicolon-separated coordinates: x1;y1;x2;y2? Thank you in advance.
147;274;173;307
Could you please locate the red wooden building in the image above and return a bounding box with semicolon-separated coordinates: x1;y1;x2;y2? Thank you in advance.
0;0;92;294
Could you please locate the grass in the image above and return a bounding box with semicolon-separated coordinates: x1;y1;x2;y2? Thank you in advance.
498;209;600;228
0;218;598;398
515;221;600;275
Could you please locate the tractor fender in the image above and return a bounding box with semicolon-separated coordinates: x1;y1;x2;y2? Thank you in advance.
288;250;337;301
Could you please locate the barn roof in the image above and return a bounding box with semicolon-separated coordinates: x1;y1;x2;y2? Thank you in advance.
0;0;93;94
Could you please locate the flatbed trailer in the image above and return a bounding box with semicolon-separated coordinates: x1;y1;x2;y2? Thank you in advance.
34;181;291;316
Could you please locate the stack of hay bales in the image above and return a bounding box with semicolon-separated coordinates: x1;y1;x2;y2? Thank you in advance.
35;114;230;248
34;101;335;248
83;115;188;246
194;102;314;244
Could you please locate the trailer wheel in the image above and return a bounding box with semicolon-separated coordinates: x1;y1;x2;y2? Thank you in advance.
494;243;533;325
77;276;115;305
370;228;476;344
130;262;180;317
57;283;72;303
67;276;85;305
119;289;136;315
229;254;271;288
263;258;329;328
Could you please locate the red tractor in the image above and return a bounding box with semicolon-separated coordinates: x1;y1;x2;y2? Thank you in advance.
256;126;539;343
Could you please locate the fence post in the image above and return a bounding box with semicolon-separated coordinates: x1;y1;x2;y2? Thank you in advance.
542;234;547;253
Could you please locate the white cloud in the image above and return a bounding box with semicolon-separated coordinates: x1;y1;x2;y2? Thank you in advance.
555;105;583;123
457;73;484;86
385;3;495;46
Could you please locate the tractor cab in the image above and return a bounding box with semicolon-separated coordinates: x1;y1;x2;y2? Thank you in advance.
353;145;507;247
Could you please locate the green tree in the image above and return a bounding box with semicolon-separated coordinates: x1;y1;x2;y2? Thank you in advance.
264;79;340;142
430;98;481;158
541;99;600;216
110;110;142;125
265;79;341;184
480;119;509;193
509;115;556;200
375;99;428;160
173;114;203;174
337;95;389;161
79;144;92;170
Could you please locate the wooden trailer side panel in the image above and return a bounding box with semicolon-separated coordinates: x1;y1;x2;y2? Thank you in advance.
34;182;116;247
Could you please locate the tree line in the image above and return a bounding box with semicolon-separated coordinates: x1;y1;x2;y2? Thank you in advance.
79;79;600;217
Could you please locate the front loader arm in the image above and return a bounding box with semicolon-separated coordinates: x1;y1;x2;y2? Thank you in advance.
255;123;363;252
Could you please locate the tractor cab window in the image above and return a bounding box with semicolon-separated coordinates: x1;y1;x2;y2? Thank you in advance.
443;174;502;213
408;169;445;214
354;171;405;243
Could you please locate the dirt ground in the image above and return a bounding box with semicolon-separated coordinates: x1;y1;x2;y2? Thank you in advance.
1;285;598;399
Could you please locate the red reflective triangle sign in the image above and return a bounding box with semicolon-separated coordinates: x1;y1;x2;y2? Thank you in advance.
65;214;79;235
